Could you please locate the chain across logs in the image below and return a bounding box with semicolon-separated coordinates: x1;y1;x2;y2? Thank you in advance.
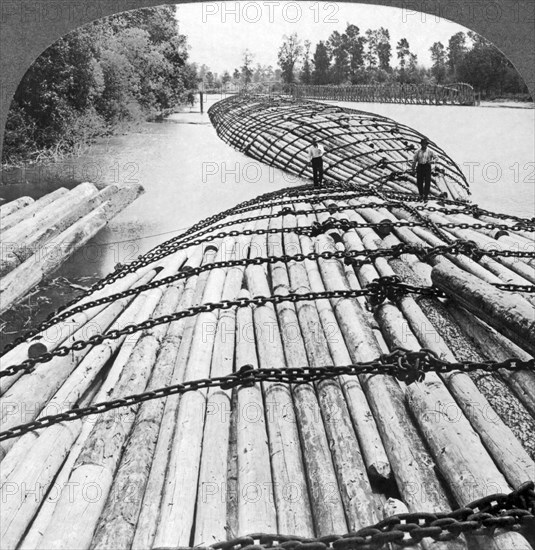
2;349;534;440
1;351;534;547
210;481;535;550
2;185;535;549
48;184;535;308
4;240;535;354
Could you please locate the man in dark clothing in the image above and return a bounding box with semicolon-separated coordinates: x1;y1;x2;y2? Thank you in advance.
308;138;325;187
411;138;436;200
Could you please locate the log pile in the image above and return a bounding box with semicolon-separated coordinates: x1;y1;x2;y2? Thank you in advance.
0;182;144;315
208;95;470;201
0;101;534;550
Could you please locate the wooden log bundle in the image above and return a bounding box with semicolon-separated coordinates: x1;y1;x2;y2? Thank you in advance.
0;182;144;315
208;95;470;201
0;104;534;550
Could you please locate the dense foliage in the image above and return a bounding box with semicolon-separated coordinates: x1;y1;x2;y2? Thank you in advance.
3;5;197;164
220;27;529;101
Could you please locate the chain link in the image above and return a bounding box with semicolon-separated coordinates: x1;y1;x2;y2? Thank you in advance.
5;241;534;353
207;481;535;550
2;278;451;378
12;182;530;348
49;184;535;305
1;349;534;441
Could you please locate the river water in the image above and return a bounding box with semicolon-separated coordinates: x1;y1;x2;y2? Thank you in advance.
326;100;535;219
0;97;533;337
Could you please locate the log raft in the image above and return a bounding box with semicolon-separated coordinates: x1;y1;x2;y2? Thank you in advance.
0;182;144;315
0;98;533;550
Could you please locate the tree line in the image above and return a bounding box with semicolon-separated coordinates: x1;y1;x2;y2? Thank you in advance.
209;27;529;100
3;5;198;164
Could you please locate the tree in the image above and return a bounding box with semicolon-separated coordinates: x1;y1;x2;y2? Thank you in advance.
447;32;467;80
312;41;330;84
327;31;349;84
430;41;447;83
363;28;391;72
4;5;198;162
241;49;254;86
278;33;302;84
396;38;410;70
457;37;527;96
364;29;378;68
221;71;231;88
397;38;418;83
375;28;392;70
300;40;312;84
345;24;365;82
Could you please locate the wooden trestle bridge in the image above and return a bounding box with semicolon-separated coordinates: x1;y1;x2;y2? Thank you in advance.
244;82;477;106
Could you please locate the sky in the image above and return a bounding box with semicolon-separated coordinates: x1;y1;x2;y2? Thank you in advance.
176;1;471;75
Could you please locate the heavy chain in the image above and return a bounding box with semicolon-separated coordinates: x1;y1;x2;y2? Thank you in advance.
2;278;448;378
5;243;534;353
66;184;535;298
209;481;535;550
303;217;532;239
1;349;534;441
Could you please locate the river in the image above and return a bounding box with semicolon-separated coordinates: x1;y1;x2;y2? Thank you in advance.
325;100;535;219
0;97;533;340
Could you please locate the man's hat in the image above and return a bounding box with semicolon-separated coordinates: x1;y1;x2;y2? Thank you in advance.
420;138;429;145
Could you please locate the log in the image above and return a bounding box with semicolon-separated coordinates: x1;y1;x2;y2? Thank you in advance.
431;262;535;355
0;188;68;231
273;209;383;529
16;250;201;548
0;184;144;315
0;266;160;482
419;209;535;284
194;238;252;544
0;265;161;457
0;196;33;219
270;223;374;531
152;241;234;548
0;185;117;276
0;261;158;388
130;247;208;550
234;291;278;537
446;304;535;417
244;215;315;537
288;209;391;484
343;213;535;490
1;182;98;258
33;252;186;550
0;290;160;548
309;231;465;550
89;282;185;550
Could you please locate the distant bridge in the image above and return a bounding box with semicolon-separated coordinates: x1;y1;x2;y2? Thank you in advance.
238;82;476;106
293;82;476;106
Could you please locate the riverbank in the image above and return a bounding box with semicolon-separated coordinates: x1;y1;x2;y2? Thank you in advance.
0;96;305;346
480;100;534;109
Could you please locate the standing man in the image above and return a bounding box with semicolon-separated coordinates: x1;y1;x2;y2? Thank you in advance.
308;138;325;187
411;138;436;200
